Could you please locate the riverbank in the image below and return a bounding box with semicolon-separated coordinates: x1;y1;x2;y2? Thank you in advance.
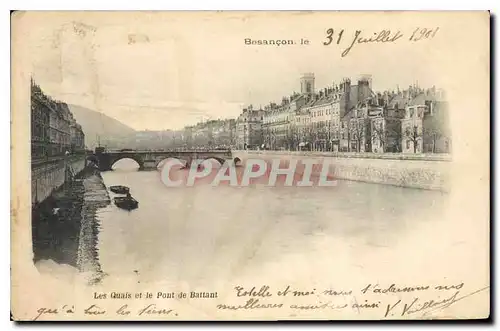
32;166;111;284
78;167;111;284
232;150;451;192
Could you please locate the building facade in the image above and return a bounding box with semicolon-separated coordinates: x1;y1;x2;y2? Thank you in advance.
236;105;263;150
422;91;451;154
212;119;236;148
31;80;85;159
401;87;450;154
31;84;50;159
170;74;450;155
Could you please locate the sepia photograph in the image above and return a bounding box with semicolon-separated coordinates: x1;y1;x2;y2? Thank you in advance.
11;11;490;321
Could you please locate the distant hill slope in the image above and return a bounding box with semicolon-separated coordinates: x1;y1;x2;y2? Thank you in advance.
68;104;136;149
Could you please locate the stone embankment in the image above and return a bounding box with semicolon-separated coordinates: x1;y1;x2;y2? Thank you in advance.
32;166;111;285
232;150;451;192
77;167;111;284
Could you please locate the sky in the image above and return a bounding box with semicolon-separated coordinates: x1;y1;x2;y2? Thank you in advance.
21;11;457;131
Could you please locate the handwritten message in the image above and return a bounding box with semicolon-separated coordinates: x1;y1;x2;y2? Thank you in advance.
217;282;488;318
32;282;489;321
33;290;218;321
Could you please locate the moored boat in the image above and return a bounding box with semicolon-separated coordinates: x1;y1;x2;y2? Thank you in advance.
110;185;130;194
114;196;139;210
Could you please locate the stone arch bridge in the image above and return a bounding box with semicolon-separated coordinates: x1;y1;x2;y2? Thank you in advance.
91;149;237;171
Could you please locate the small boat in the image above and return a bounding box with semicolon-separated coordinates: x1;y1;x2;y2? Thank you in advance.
109;185;130;194
114;196;139;210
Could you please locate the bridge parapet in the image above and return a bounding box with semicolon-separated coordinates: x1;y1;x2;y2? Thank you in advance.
93;149;234;171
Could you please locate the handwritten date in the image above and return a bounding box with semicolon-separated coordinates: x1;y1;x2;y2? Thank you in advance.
323;27;440;57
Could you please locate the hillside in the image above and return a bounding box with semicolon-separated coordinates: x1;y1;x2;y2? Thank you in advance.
68;104;136;149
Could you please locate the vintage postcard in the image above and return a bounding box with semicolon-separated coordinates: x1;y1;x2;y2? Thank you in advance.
11;11;490;321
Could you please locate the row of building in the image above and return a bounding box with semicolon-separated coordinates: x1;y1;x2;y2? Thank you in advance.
31;80;85;159
232;73;451;154
132;119;237;150
128;73;451;155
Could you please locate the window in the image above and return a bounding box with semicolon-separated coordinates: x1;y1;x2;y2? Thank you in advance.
406;140;410;149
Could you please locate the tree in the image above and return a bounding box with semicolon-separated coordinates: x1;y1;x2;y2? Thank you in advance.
351;120;365;152
269;130;277;150
389;125;403;153
404;125;422;154
310;126;319;151
343;122;351;152
304;126;313;145
287;125;300;151
317;122;328;151
424;127;443;153
371;120;386;153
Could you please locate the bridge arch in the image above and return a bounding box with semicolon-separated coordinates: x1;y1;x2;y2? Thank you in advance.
155;157;190;170
110;155;145;170
95;149;233;171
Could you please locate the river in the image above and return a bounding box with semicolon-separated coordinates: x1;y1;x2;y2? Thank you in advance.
91;158;452;289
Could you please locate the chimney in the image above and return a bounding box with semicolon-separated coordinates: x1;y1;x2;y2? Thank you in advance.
383;91;389;106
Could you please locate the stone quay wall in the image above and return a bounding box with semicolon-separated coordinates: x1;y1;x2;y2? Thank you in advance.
232;151;451;192
31;155;87;204
32;166;111;284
